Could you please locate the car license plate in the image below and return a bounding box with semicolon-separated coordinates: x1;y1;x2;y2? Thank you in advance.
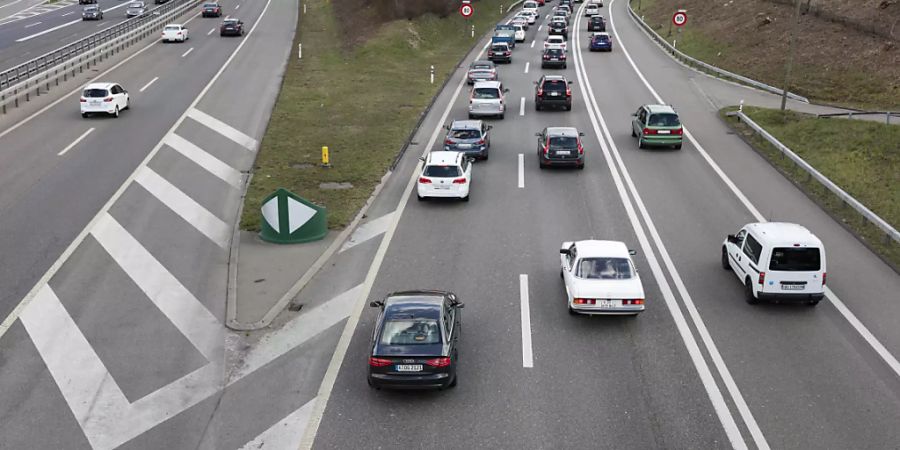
657;130;671;134
435;185;450;190
556;150;571;155
458;144;472;149
781;284;804;290
550;92;559;96
597;299;618;308
551;58;558;61
396;364;422;372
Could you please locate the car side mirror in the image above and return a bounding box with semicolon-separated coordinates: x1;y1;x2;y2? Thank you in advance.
487;125;493;130
560;248;569;255
533;81;538;85
503;88;509;93
467;157;476;163
369;301;384;308
629;249;637;255
578;132;585;136
534;132;541;136
726;234;738;244
568;80;575;85
445;125;451;130
418;156;426;162
631;112;638;116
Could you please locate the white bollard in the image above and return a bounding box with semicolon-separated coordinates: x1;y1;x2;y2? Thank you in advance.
303;3;306;13
471;24;475;38
739;100;744;112
430;65;435;84
298;43;302;59
673;39;677;48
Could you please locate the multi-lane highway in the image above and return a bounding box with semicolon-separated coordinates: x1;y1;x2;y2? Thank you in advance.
308;1;900;449
0;0;898;448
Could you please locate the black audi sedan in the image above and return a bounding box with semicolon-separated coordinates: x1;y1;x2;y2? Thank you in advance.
367;290;463;390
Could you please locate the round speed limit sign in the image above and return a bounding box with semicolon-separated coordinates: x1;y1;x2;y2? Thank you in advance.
460;3;474;18
672;11;687;26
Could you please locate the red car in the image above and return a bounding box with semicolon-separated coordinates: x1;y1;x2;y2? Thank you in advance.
536;0;545;5
201;2;221;17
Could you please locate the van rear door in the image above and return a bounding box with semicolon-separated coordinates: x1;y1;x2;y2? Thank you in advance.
762;247;825;295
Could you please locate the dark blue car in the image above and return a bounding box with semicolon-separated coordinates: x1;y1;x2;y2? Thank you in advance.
367;290;464;390
444;120;491;160
589;32;612;52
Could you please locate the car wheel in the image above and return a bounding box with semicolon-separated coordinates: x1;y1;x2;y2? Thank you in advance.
744;278;759;305
807;299;820;307
560;268;564;279
482;153;489;161
674;143;682;150
539;160;546;169
631;127;636;137
563;64;567;69
499;113;504;120
112;106;119;118
81;112;89;118
565;104;571;111
448;374;458;388
535;102;541;111
577;163;584;170
468;114;474;119
638;137;645;149
461;194;470;202
568;304;576;315
124;97;130;110
417;193;425;201
367;378;380;390
721;247;731;270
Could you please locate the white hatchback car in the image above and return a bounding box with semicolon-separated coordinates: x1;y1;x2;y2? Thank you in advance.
416;151;473;202
468;80;507;120
514;24;526;42
519;10;537;24
80;82;129;118
544;35;567;52
585;2;600;16
161;24;189;42
560;240;645;315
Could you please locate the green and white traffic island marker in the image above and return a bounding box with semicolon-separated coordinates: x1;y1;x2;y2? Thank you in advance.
258;188;327;244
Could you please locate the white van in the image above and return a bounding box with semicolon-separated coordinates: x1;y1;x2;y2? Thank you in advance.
722;222;826;305
523;1;538;15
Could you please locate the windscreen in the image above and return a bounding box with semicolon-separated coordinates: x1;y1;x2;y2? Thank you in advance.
424;165;461;177
472;64;493;70
83;89;108;98
648;113;681;127
379;319;442;345
578;257;633;280
769;248;821;271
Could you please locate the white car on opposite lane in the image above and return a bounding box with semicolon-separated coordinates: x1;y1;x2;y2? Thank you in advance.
416;151;473;202
80;82;130;118
161;24;189;42
560;240;646;315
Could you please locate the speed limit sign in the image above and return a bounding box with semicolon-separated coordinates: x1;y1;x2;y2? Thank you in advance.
460;3;474;18
672;10;687;26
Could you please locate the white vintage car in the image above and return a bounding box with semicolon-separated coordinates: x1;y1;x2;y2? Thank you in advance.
560;240;645;315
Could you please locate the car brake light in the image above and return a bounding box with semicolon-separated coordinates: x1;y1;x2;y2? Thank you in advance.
577;141;584;155
537;87;543;96
452;178;467;184
758;272;766;285
543;54;549;60
623;299;644;305
425;357;451;368
368;357;392;367
673;128;683;135
418;177;432;184
80;98;87;102
643;127;656;135
822;272;826;286
574;298;596;305
477;139;485;145
445;139;453;145
560;54;566;60
103;97;114;102
566;87;571;96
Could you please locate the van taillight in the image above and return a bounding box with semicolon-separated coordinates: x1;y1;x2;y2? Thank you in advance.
822;272;826;286
758;272;766;285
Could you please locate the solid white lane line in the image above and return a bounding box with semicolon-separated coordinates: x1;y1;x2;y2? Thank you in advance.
133;167;231;248
610;0;900;383
299;37;494;450
164;134;242;188
530;39;535;48
520;274;533;368
340;212;396;253
23;21;40;28
230;285;363;383
57;127;94;156
518;153;524;188
181;47;194;57
92;212;222;356
207;27;214;35
139;76;159;92
524;61;530;73
572;4;749;449
238;398;317;450
187;108;258;150
16;18;79;42
519;96;525;116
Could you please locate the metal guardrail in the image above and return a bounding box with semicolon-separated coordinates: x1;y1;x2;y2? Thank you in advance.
731;110;899;245
816;111;898;125
626;1;810;104
0;0;200;114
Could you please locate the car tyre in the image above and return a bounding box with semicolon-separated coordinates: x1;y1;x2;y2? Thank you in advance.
638;137;645;149
577;163;584;170
112;106;119;118
631;127;636;137
563;64;567;69
448;374;458;388
744;278;759;305
461;194;470;202
568;304;576;315
499;113;505;120
468;113;474;119
807;299;820;307
367;378;380;390
124;97;130;110
417;193;425;201
81;112;89;118
565;104;571;111
674;143;682;150
535;102;541;111
721;247;731;270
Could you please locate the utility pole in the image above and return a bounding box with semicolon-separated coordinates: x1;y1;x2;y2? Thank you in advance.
780;0;802;111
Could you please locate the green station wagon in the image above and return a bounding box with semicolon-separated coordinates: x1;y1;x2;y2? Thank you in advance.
631;104;683;149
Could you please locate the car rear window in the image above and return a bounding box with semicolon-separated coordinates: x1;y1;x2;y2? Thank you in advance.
424;165;461;177
648;113;681;127
549;136;577;149
473;87;499;99
578;257;633;279
542;80;566;91
472;64;492;70
450;129;480;139
769;248;821;271
379;319;441;345
129;2;142;7
164;25;180;31
203;3;217;6
551;21;565;28
545;49;563;57
593;35;610;42
83;88;108;98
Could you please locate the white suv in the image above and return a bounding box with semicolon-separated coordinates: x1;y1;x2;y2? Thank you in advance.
417;151;473;202
468;81;507;120
80;82;129;118
722;222;826;306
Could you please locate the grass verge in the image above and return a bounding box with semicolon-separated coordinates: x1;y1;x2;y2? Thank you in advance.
240;0;512;231
720;106;900;271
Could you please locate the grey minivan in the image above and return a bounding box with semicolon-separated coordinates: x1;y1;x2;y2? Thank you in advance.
443;120;492;160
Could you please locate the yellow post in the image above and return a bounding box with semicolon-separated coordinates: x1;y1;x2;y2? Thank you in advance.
321;146;330;166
